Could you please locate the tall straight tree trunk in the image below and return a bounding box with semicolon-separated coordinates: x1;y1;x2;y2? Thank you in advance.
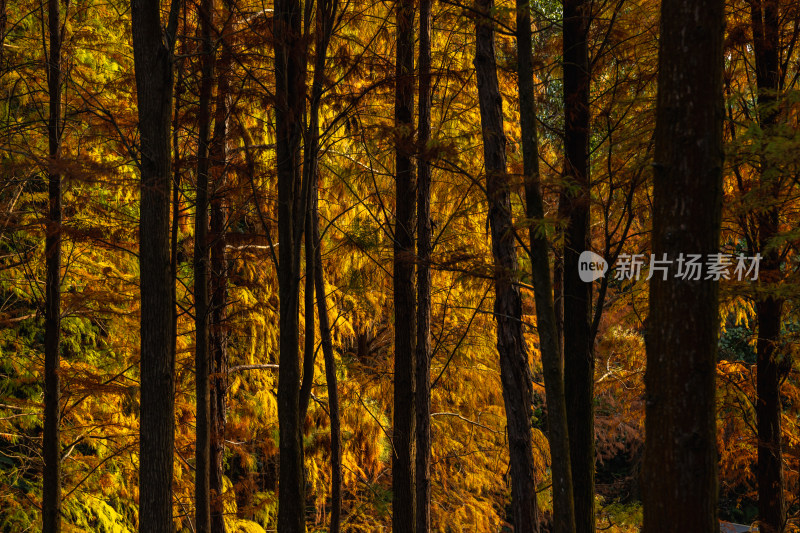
42;0;62;528
209;12;232;533
131;0;178;529
515;0;574;531
756;283;784;533
171;6;187;435
393;0;417;528
311;190;342;533
299;118;317;423
209;118;229;533
642;0;725;530
299;207;315;421
194;0;215;528
415;0;432;529
171;39;184;431
561;0;594;530
300;0;340;527
475;3;549;532
274;0;307;528
749;2;785;531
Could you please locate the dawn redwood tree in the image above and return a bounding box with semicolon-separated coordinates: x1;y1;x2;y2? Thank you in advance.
299;174;315;424
299;221;315;422
561;0;595;529
415;0;432;529
42;0;63;528
170;12;186;452
749;1;786;530
274;0;307;528
303;0;342;528
209;9;232;532
393;0;417;528
194;0;215;528
131;0;179;528
642;0;725;530
312;191;343;533
515;0;573;531
475;2;551;531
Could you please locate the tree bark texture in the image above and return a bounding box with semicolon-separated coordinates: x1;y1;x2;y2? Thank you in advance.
642;0;725;531
476;3;550;532
194;0;215;528
514;0;575;530
274;0;307;527
131;0;178;529
312;188;342;533
209;10;232;532
415;0;432;528
749;2;785;531
42;0;62;527
392;0;417;529
561;0;595;530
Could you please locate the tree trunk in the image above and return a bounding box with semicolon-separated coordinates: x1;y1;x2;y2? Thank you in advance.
131;0;178;529
42;0;62;527
299;0;340;527
642;0;725;530
475;3;549;532
393;0;417;528
194;0;215;528
298;0;340;426
415;0;432;529
756;294;784;533
311;188;342;533
561;0;594;530
209;7;232;533
299;205;315;422
514;0;575;531
274;0;307;528
749;2;785;531
171;23;184;450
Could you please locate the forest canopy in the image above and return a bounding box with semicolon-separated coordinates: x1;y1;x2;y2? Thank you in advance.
0;0;798;531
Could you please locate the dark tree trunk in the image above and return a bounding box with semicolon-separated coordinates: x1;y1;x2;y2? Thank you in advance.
299;137;316;424
642;0;725;530
393;0;417;528
514;0;575;531
415;0;432;529
298;100;316;421
42;0;62;528
301;0;340;527
209;121;229;533
171;7;187;439
299;209;315;422
561;0;594;530
475;3;550;532
312;189;342;533
209;8;232;533
749;2;785;531
131;0;178;529
171;33;184;434
756;293;784;533
274;0;307;527
194;0;215;528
